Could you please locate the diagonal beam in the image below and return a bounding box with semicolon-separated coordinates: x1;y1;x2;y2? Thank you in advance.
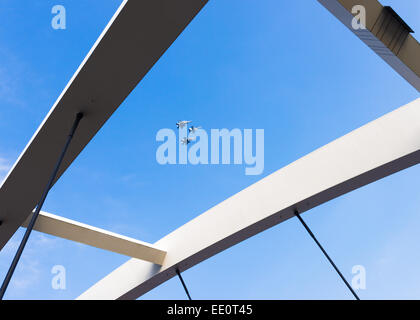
22;211;166;265
318;0;420;92
0;0;208;250
78;98;420;300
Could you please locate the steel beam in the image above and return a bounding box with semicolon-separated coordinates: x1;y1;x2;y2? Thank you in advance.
318;0;420;92
21;211;166;265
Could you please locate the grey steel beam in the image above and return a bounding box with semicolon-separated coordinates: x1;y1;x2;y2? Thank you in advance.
318;0;420;92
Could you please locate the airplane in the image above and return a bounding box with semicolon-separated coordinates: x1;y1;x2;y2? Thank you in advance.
181;137;196;145
176;120;191;129
188;126;201;134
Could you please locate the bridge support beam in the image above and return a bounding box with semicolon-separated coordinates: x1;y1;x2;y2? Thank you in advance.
21;211;166;265
318;0;420;91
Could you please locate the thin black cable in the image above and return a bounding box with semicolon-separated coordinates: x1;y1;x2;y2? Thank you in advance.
294;210;360;300
176;269;192;300
0;112;84;300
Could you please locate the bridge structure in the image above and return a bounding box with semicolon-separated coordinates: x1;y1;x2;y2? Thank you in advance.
0;0;419;299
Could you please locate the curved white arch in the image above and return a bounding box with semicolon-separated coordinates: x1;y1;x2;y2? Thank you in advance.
78;98;420;300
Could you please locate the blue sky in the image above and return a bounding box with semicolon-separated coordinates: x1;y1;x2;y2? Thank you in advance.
0;0;419;300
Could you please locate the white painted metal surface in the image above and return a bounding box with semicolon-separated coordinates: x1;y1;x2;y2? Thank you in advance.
78;99;420;300
22;212;166;265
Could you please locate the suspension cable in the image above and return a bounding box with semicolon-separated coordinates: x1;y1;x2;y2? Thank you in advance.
0;112;84;300
176;268;192;300
294;210;360;300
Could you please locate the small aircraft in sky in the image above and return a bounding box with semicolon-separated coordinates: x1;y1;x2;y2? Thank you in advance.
188;126;201;134
181;137;196;145
176;120;191;129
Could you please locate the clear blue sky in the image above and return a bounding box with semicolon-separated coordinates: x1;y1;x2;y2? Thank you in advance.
0;0;419;300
